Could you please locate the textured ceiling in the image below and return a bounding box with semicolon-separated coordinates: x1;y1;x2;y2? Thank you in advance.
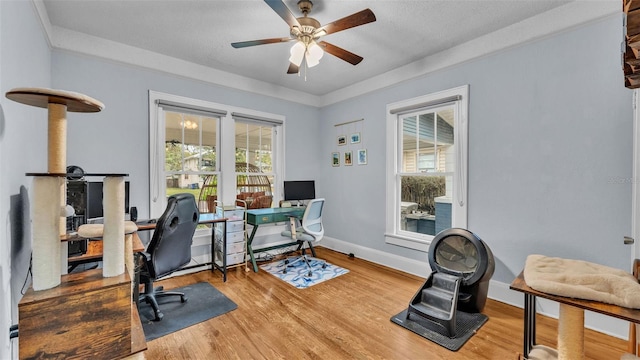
43;0;574;96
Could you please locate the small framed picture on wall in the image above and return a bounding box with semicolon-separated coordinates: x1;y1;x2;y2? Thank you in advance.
350;132;361;144
357;149;367;165
344;151;353;166
332;152;340;167
337;135;347;146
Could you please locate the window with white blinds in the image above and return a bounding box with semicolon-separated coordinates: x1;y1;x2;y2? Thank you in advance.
385;85;469;252
149;91;284;217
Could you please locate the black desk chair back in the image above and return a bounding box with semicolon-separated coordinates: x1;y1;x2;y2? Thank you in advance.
139;193;199;321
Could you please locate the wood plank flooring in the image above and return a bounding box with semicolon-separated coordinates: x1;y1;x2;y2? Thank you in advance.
143;248;629;359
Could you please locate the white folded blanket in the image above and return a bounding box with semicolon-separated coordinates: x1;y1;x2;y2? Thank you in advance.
524;254;640;309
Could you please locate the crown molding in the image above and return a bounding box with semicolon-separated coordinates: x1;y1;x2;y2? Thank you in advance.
32;0;52;48
49;25;322;107
318;0;621;106
34;0;620;108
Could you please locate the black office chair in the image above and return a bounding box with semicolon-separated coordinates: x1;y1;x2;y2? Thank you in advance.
138;193;199;321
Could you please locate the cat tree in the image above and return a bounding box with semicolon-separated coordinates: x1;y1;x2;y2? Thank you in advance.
7;88;146;359
4;87;127;290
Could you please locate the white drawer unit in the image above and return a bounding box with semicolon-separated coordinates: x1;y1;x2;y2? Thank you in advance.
216;207;244;221
226;220;245;233
215;228;244;243
214;204;247;274
214;234;244;253
215;251;245;266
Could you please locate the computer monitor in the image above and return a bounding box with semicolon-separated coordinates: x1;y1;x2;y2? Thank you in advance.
86;181;130;220
283;180;315;202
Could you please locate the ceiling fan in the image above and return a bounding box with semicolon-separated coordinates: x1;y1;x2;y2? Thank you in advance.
231;0;376;74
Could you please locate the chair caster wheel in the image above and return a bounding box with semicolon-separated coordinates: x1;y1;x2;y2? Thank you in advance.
154;311;164;321
283;269;287;274
307;271;312;277
321;264;327;269
181;295;188;303
284;260;290;265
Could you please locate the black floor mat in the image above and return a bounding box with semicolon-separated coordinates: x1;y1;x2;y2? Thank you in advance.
139;282;237;341
390;308;488;351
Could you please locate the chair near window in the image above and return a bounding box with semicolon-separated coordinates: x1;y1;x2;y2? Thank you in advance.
138;193;199;321
280;198;326;276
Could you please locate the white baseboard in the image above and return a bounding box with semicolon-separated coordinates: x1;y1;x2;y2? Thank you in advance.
320;236;629;340
177;233;630;340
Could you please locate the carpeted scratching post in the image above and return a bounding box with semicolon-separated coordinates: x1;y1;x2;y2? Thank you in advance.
47;102;68;236
77;221;138;280
558;304;584;359
5;87;103;290
102;176;125;277
31;176;63;290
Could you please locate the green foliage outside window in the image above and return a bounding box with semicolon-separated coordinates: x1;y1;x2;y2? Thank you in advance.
401;176;446;214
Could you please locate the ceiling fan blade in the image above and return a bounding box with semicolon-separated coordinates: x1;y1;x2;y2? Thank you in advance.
318;41;363;65
314;9;376;36
264;0;301;29
287;62;299;74
231;37;293;48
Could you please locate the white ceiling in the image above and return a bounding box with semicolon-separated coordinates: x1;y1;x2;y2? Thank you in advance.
41;0;612;101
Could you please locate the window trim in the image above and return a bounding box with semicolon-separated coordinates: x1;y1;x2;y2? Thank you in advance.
385;85;469;251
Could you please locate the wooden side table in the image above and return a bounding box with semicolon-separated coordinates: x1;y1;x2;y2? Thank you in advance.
510;271;640;359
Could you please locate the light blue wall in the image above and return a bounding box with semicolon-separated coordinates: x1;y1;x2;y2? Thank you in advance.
0;0;51;357
319;15;633;283
51;52;321;219
1;4;635;352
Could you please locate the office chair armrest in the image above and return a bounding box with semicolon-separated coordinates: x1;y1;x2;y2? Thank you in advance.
139;251;152;264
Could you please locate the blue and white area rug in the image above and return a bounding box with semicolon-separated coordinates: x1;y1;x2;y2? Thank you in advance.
260;257;349;289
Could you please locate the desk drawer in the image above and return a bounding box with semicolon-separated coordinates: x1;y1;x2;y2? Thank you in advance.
226;231;245;243
247;213;273;225
216;208;245;221
226;220;244;233
215;238;245;254
215;228;244;243
216;250;245;266
226;242;245;254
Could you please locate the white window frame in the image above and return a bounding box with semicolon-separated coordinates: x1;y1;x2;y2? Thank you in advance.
385;85;469;252
149;91;285;220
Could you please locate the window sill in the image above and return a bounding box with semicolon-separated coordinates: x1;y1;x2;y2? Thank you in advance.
384;233;430;252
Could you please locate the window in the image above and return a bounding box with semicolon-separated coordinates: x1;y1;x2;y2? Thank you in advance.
235;121;276;208
385;86;468;251
418;153;436;173
149;91;284;218
164;111;219;213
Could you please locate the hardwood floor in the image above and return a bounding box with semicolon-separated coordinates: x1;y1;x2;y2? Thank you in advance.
144;248;629;359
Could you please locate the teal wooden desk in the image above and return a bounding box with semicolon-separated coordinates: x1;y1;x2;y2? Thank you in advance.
246;207;306;272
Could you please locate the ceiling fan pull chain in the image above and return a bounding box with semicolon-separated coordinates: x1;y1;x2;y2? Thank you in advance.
304;60;308;82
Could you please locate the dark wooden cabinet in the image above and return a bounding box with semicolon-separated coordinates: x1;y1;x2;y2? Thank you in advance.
18;269;145;359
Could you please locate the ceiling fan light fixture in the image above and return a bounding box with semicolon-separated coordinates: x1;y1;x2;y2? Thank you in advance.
289;41;305;66
231;0;376;74
305;41;323;68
